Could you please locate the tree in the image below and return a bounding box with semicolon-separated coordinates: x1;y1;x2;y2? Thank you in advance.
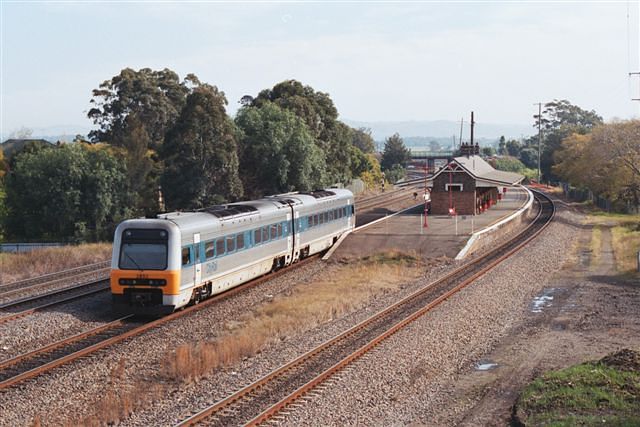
505;139;521;157
481;146;495;157
381;133;411;171
87;68;192;149
161;85;243;210
235;102;326;198
351;128;376;154
252;80;354;184
4;143;130;241
497;136;507;155
534;99;602;181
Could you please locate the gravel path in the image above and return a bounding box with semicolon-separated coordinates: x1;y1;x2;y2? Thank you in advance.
0;198;540;427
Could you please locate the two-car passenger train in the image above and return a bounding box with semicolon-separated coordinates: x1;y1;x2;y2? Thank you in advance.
110;189;354;315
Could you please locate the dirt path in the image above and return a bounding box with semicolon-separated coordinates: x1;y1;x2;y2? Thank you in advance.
435;209;640;426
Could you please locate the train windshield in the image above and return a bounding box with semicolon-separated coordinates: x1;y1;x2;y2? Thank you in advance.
119;228;168;270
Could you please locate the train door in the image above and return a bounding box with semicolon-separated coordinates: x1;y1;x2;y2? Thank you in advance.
293;210;301;262
193;233;202;285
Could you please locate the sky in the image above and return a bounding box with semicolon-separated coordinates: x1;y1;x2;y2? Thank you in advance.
1;1;639;139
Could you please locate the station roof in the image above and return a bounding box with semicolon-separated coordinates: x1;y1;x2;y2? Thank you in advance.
430;155;524;187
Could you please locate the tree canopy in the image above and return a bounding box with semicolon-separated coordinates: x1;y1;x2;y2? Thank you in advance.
161;85;243;210
235;102;327;198
4;143;130;241
381;133;411;171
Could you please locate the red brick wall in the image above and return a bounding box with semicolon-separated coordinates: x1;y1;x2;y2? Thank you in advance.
430;171;477;215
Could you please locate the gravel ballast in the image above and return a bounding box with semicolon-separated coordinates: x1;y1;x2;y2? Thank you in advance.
0;199;563;427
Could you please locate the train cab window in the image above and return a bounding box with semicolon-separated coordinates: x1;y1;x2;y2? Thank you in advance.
216;239;225;257
226;235;236;252
262;227;269;242
205;241;215;259
277;223;283;237
254;229;262;244
270;224;278;240
237;234;245;250
181;247;191;266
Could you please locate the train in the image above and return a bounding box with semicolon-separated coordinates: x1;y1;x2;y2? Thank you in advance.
110;189;355;315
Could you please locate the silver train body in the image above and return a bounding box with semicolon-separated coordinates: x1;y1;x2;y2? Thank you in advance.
110;189;355;315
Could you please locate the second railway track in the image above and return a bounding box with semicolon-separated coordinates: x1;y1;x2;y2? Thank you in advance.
176;190;554;426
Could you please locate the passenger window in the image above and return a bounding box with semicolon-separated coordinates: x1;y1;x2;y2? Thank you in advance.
277;223;282;237
227;235;235;252
254;229;262;244
216;239;225;257
194;245;200;263
237;234;245;250
270;224;278;240
338;208;342;218
181;247;190;266
329;210;334;221
308;215;313;227
262;227;269;242
314;214;319;225
324;212;328;223
205;241;215;259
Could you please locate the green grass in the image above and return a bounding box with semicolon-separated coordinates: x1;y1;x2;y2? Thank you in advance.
518;362;640;426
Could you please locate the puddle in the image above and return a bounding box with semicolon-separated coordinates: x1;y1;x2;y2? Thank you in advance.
531;288;556;313
475;360;498;371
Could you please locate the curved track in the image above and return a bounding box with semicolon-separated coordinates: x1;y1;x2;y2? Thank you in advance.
176;190;554;426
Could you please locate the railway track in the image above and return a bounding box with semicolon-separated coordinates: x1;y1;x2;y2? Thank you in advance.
0;279;110;325
0;260;110;295
175;190;554;426
0;256;320;391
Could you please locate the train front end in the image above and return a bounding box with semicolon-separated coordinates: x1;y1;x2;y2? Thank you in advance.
110;219;184;315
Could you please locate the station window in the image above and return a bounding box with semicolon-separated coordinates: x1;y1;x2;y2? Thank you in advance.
254;229;262;244
216;239;225;257
226;235;236;252
237;234;245;250
205;241;215;259
181;247;191;266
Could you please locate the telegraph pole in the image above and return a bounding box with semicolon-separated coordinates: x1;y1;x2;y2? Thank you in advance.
535;102;542;183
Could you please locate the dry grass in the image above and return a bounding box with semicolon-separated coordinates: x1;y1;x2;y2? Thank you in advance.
589;226;602;268
164;251;423;383
611;224;640;275
0;243;112;284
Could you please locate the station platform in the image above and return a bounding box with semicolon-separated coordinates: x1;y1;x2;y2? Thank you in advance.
333;186;530;261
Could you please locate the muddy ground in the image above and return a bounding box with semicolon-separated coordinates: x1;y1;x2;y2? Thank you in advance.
435;201;640;426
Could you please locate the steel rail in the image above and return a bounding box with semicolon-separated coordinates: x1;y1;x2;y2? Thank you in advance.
0;255;320;391
176;191;554;426
0;280;110;325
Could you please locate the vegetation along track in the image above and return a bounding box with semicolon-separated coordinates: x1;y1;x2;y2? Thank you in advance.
176;190;554;427
0;256;320;391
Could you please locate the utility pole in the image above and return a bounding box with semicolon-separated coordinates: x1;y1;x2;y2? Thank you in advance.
535;102;542;183
470;111;475;146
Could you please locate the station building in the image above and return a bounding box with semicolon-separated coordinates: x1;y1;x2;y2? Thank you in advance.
427;151;524;216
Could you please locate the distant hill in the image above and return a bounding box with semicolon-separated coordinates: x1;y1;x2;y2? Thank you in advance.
0;139;54;161
342;119;534;141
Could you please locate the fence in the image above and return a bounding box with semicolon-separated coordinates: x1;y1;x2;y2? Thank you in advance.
0;242;66;253
560;183;634;213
